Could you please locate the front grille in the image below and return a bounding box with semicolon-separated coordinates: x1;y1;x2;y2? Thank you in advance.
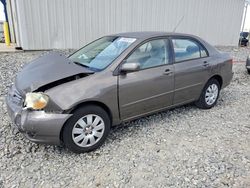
9;85;24;106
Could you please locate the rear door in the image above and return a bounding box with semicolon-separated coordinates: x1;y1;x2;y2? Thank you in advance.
170;37;210;105
118;38;174;120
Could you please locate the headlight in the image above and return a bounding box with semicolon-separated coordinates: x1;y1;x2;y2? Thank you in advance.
24;92;49;110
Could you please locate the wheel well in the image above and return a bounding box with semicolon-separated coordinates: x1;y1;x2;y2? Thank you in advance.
59;101;113;143
70;101;111;114
210;75;223;88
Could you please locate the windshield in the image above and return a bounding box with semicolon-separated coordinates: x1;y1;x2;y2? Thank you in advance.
69;36;136;71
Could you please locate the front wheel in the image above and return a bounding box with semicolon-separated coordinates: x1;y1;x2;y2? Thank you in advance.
195;79;221;109
62;105;111;153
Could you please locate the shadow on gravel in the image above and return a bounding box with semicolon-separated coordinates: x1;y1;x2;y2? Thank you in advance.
108;103;195;141
27;103;197;155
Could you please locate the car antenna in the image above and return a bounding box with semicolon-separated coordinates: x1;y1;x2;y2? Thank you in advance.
173;15;185;32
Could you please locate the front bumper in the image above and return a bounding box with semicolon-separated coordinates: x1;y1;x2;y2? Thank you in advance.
6;87;72;145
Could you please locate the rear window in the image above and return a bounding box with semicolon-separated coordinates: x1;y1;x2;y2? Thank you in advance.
172;38;208;62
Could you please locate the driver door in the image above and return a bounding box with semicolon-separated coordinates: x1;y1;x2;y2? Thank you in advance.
118;38;174;121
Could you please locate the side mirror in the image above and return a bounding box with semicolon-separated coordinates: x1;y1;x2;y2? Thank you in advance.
120;62;140;73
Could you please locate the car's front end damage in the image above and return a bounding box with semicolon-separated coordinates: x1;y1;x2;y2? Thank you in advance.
6;52;94;145
6;84;72;144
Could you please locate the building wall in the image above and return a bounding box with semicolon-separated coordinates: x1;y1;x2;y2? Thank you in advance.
13;0;244;50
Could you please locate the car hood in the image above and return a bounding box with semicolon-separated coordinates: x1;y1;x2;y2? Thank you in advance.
15;52;94;94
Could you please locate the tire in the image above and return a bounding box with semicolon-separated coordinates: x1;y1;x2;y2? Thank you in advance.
62;105;111;153
247;69;250;74
195;78;221;109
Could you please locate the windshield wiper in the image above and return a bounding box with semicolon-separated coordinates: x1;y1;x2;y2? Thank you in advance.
73;61;89;68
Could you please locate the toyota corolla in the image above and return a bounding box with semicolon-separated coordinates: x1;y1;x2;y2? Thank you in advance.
6;32;233;153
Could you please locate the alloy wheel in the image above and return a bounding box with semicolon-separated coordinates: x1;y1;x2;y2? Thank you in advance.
205;84;219;105
72;114;105;147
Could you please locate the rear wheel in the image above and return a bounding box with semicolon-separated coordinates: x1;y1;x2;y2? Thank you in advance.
63;105;111;153
195;79;220;109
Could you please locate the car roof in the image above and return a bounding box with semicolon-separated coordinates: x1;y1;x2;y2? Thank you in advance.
108;31;220;57
109;31;197;39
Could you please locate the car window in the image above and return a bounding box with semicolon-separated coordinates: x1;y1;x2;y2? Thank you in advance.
69;36;136;71
126;39;169;70
200;46;208;58
172;38;207;62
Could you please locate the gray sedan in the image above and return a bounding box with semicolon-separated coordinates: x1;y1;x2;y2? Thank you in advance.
6;32;233;153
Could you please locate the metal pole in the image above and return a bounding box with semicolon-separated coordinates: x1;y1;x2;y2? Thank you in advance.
240;2;248;46
3;21;10;46
1;0;11;46
241;3;248;32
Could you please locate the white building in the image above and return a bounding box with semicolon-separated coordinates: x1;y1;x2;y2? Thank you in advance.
6;0;245;50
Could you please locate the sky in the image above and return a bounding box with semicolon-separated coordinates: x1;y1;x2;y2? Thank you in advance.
0;2;5;21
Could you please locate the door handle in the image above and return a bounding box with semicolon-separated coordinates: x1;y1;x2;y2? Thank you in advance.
203;61;209;67
163;69;173;75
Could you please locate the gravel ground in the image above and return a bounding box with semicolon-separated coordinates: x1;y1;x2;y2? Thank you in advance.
0;46;250;188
